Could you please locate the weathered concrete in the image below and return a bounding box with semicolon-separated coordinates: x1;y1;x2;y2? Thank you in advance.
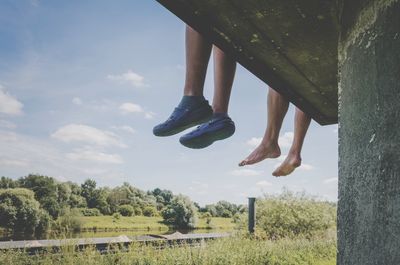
338;0;400;264
157;0;340;125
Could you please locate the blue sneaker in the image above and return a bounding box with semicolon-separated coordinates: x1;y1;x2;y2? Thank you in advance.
153;100;213;137
179;115;235;149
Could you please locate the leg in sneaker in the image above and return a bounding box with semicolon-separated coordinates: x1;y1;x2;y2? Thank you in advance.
153;96;213;136
179;113;235;149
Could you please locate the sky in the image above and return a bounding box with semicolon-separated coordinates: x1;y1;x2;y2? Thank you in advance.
0;0;338;205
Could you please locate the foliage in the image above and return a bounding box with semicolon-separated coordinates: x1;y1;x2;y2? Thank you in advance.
117;205;134;217
161;195;198;229
0;237;336;265
54;208;83;232
81;179;111;215
0;188;51;235
256;190;337;239
201;200;245;218
142;206;158;217
0;177;18;189
78;208;102;216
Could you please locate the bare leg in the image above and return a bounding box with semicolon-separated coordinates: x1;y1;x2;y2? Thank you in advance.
272;108;311;177
239;87;288;166
212;46;236;114
183;26;212;96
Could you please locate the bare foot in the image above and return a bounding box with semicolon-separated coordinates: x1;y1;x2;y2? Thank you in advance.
239;143;281;166
272;154;301;177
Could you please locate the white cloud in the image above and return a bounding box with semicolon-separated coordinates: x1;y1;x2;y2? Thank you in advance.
324;177;338;184
107;70;147;88
0;158;29;167
72;97;83;105
245;131;293;149
51;124;125;147
0;120;17;129
0;86;24;115
144;112;155;119
111;125;136;134
119;102;154;119
66;148;123;164
230;168;263;177
246;137;262;147
256;180;272;188
298;163;314;171
119;103;144;114
278;132;294;148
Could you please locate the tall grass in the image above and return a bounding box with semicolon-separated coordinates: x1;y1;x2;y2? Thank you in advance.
0;236;336;265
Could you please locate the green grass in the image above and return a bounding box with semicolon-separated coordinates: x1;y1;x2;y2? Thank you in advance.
0;236;336;265
78;216;235;232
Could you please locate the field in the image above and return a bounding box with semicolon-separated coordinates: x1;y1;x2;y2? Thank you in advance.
0;236;336;265
78;216;235;232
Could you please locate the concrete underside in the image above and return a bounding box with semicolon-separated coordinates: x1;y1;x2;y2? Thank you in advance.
338;0;400;264
157;0;339;125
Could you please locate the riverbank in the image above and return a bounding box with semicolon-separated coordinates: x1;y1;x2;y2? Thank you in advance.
78;216;235;231
0;236;336;265
0;216;236;241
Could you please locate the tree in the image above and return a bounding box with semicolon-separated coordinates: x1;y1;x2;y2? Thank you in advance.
161;195;198;229
0;177;18;189
81;179;110;214
117;204;134;217
0;188;51;235
18;174;62;218
143;206;158;217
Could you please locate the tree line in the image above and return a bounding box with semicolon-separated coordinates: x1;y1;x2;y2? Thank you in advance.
0;175;245;236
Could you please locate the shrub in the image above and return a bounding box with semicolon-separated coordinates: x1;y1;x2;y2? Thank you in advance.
55;208;82;232
161;195;197;228
133;207;142;216
78;208;101;216
117;205;134;217
256;190;337;239
0;188;51;235
142;206;157;217
112;212;121;222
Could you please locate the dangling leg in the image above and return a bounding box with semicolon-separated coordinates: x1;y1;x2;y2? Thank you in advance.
180;46;237;149
272;108;311;176
153;26;213;136
239;87;288;166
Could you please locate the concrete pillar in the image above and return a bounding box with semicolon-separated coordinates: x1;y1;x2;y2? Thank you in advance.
338;0;400;264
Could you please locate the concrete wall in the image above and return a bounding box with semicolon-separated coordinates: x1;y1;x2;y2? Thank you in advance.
338;0;400;264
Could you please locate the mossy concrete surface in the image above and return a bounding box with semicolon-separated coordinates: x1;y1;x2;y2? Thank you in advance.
156;0;340;125
338;0;400;264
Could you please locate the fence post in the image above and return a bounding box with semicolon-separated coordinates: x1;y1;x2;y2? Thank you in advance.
248;197;256;234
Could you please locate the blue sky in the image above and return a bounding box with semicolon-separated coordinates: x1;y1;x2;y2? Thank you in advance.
0;0;338;205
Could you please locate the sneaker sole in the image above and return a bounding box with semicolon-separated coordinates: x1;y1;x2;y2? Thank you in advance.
180;126;235;149
154;115;212;137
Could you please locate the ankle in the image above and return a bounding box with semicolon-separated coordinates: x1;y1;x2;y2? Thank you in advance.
260;139;278;148
288;150;301;161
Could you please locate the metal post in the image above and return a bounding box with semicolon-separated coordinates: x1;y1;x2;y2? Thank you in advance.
248;197;256;234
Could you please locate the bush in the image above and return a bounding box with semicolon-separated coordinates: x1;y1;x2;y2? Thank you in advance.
55;208;83;232
78;208;101;216
0;188;51;235
161;195;197;228
142;206;157;217
256;190;337;239
117;205;134;217
133;207;142;216
112;213;121;222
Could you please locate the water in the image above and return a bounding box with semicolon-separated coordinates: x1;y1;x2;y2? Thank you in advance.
0;228;232;242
